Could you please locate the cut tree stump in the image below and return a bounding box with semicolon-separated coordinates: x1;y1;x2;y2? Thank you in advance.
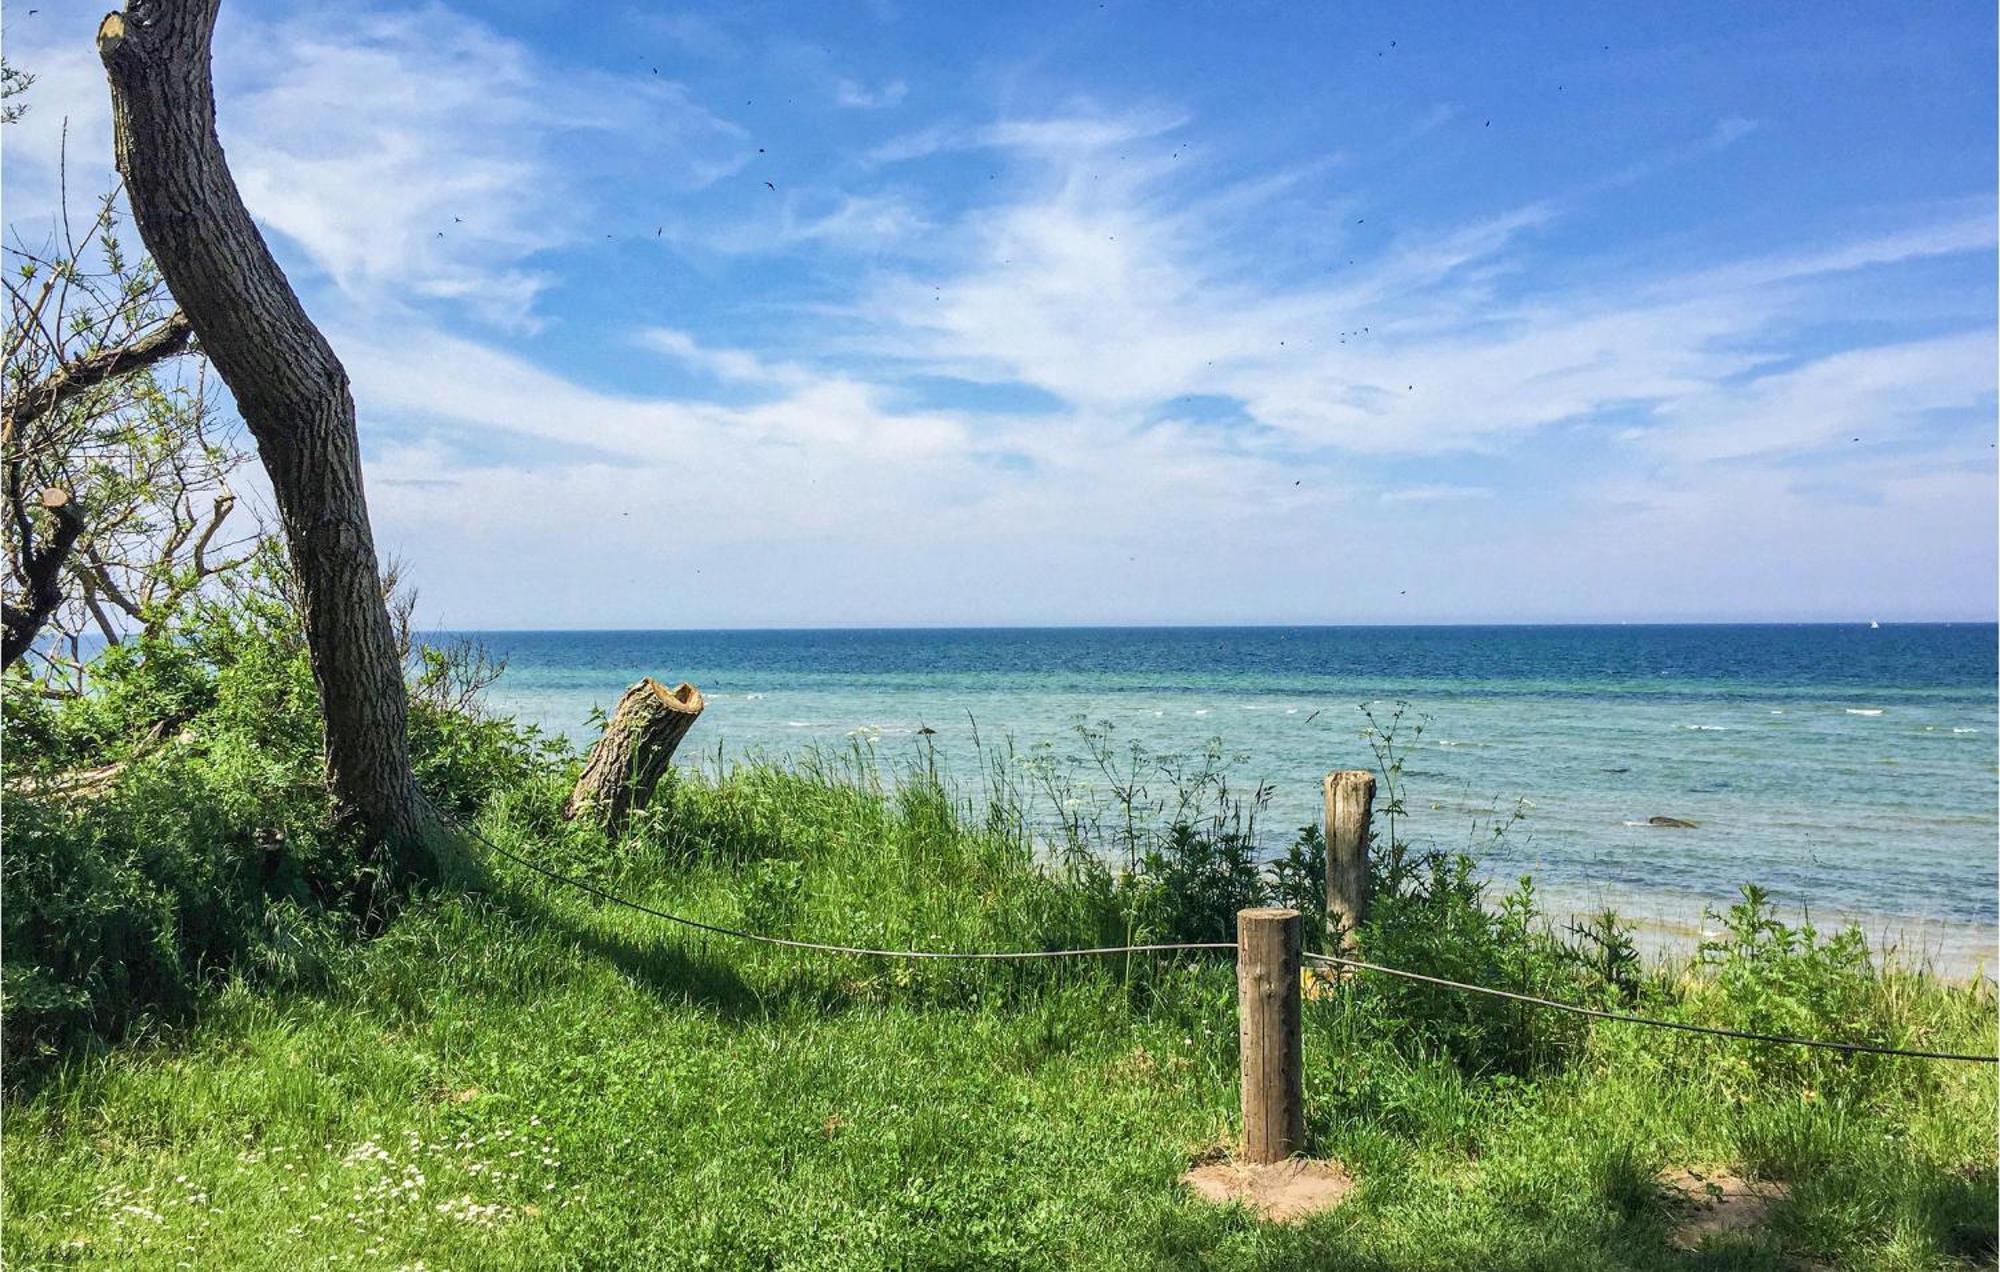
563;679;704;832
1322;770;1375;951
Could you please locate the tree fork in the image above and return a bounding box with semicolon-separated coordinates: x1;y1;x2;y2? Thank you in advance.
97;0;428;856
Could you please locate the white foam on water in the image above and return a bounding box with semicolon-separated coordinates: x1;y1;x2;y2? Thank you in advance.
744;693;765;700
1285;708;1298;715
1953;727;1978;734
1846;708;1884;716
1194;708;1210;716
786;721;811;727
1681;724;1728;731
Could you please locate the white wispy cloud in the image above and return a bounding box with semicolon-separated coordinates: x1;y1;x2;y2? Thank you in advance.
220;6;748;329
635;328;814;387
838;109;1991;468
5;2;749;330
865;107;1188;165
1644;331;1996;463
345;93;1990;622
0;29;124;228
4;4;1988;625
674;189;933;256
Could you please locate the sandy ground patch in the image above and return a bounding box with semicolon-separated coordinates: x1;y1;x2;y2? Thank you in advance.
1661;1167;1789;1250
1182;1158;1356;1223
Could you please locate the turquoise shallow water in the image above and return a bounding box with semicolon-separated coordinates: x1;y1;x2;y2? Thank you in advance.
454;625;1999;974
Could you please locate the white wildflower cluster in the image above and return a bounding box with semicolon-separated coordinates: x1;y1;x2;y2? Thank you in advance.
355;1159;429;1206
96;1182;166;1231
340;1139;394;1170
435;1195;515;1228
446;1123;562;1185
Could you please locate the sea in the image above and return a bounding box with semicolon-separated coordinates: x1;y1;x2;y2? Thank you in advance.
451;624;1999;976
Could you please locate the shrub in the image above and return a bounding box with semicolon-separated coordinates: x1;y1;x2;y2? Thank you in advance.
1684;884;1903;1099
0;580;547;1085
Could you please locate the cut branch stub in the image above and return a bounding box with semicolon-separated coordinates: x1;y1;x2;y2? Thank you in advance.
564;679;705;831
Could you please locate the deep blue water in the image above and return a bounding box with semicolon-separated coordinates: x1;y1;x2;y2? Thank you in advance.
453;624;1999;971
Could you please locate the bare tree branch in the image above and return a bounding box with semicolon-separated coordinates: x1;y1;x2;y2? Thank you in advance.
2;309;192;442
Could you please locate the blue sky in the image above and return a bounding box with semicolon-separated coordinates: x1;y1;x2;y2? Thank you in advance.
6;1;1995;626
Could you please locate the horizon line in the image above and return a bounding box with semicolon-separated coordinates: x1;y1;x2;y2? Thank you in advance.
418;618;2000;635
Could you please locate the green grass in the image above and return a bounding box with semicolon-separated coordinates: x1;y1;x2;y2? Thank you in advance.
4;758;1995;1270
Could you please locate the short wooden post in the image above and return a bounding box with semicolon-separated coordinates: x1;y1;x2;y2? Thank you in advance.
1323;770;1375;951
1236;907;1303;1164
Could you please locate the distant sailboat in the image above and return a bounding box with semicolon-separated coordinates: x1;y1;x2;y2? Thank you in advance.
1869;620;1880;629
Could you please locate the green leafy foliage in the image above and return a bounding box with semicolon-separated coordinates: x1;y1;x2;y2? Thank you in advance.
4;725;1992;1268
3;646;1992;1267
0;568;548;1084
1685;884;1913;1100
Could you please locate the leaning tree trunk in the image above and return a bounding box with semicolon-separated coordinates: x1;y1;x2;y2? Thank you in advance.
565;679;704;833
97;1;427;858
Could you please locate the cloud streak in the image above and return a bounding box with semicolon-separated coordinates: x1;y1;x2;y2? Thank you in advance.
3;2;1990;625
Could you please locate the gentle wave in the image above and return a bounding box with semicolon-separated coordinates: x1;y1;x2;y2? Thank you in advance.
471;624;2000;959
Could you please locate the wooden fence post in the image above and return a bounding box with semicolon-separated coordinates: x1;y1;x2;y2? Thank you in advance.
1237;907;1303;1164
1323;770;1375;951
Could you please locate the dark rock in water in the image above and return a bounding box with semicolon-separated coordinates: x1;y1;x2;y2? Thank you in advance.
1647;815;1698;829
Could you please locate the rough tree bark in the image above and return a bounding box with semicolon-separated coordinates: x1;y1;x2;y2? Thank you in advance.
564;679;705;833
97;0;427;855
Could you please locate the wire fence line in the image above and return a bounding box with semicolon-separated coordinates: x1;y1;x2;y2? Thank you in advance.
431;797;1233;961
428;797;1999;1065
1300;952;1999;1064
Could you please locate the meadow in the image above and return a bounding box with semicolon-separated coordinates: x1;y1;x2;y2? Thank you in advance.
3;606;1994;1270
